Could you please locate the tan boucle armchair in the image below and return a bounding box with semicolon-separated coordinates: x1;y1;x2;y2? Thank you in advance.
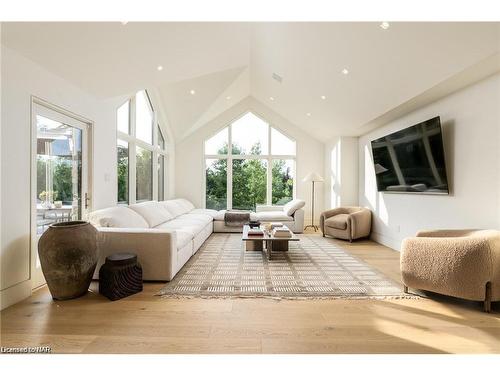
320;207;372;242
401;229;500;312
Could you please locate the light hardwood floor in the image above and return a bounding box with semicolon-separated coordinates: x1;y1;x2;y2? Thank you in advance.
1;234;499;354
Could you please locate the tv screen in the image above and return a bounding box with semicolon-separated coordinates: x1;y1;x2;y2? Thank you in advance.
370;116;449;194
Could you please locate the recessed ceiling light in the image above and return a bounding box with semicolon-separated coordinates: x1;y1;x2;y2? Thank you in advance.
306;112;311;117
341;68;349;75
380;22;390;30
320;95;326;100
190;89;196;95
157;65;163;71
269;96;275;101
226;96;231;100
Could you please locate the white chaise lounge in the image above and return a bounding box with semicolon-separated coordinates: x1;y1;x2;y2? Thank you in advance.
88;198;305;281
212;202;305;233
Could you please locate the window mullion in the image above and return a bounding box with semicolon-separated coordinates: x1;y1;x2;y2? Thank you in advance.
267;124;272;205
135;138;155;151
231;154;268;160
202;157;206;209
267;157;272;206
164;155;168;199
292;158;297;199
152;111;158;200
227;125;232;210
129;141;137;205
129;96;137;204
117;131;134;142
152;151;158;201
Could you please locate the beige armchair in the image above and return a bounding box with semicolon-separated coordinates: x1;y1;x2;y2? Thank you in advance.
320;207;372;242
401;229;500;312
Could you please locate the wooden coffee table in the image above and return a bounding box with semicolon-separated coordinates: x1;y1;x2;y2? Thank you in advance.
242;224;300;260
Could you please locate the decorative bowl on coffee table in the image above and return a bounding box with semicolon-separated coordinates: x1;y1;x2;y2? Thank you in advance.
248;220;261;228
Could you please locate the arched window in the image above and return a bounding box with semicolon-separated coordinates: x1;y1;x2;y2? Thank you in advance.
204;112;296;210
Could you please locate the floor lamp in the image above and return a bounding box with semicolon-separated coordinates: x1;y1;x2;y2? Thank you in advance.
302;172;324;231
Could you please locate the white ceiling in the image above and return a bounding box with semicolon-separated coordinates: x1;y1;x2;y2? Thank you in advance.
2;22;500;141
1;22;251;97
159;66;246;140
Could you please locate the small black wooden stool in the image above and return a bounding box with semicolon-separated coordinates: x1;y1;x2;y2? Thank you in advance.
99;252;143;301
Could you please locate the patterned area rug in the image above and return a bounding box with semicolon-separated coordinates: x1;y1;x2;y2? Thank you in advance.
157;233;404;299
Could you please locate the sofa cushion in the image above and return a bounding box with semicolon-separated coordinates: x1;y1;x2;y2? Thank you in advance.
190;208;219;218
128;201;173;227
283;199;306;216
176;198;195;213
88;206;149;228
156;218;206;237
161;200;185;218
255;211;293;222
325;214;349;230
177;213;213;226
174;230;193;249
213;210;226;221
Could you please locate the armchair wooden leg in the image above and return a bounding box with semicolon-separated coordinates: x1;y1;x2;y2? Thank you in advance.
403;285;408;294
484;282;492;313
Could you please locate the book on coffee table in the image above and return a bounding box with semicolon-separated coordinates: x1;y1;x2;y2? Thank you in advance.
272;226;292;238
248;228;264;236
270;222;284;229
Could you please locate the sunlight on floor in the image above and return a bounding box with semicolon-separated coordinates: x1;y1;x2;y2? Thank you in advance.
371;301;500;353
386;299;471;319
374;318;497;353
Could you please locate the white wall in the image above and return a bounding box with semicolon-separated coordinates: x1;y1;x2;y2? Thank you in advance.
0;46;121;309
359;73;500;250
324;136;359;209
175;96;324;224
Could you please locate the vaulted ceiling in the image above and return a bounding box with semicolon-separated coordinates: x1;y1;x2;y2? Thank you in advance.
2;22;500;142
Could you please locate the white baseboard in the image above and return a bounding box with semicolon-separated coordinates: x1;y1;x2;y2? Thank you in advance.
370;231;402;251
0;279;32;310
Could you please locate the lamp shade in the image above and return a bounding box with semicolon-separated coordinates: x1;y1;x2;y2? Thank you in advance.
302;172;324;183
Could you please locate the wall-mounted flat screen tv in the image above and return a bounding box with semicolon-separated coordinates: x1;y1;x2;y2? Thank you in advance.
370;116;449;194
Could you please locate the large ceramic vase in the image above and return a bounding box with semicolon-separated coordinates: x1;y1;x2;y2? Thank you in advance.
38;221;98;300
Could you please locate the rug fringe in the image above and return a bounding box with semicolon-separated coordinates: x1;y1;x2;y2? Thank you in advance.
154;293;421;301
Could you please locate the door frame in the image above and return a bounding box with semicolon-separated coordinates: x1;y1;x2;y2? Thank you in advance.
30;96;94;289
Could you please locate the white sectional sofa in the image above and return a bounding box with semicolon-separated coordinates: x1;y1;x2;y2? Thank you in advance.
88;198;305;281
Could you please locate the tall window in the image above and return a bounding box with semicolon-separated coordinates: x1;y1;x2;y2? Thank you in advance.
204;112;296;210
136;146;152;201
157;124;166;201
116;90;168;204
117;140;129;204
